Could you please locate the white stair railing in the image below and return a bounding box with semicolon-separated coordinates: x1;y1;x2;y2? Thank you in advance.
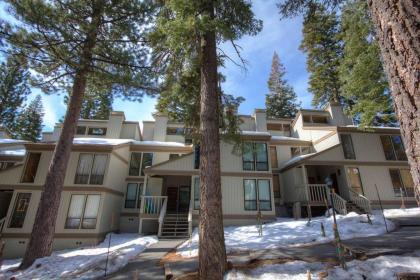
141;196;168;215
349;189;371;213
331;192;347;215
158;197;168;237
0;217;5;233
306;184;329;202
188;202;193;237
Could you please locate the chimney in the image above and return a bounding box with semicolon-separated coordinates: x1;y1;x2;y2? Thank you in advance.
152;112;168;141
253;109;267;132
325;102;353;126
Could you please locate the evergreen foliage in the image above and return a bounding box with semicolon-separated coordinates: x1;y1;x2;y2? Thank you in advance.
0;54;30;133
265;51;300;118
13;95;44;142
299;4;343;107
339;0;396;126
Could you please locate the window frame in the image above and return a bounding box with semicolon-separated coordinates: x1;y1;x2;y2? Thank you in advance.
128;152;154;177
124;182;144;209
76;126;87;135
243;179;272;211
380;135;407;161
87;127;107;136
389;168;414;197
65;194;101;229
8;192;32;228
341;134;356;160
242;142;269;171
21;152;41;183
74;153;108;185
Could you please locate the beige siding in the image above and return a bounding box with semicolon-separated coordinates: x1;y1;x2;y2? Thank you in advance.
142;122;154;141
152;153;194;171
145;177;163;196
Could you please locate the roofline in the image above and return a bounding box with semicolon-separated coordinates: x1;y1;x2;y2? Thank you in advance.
144;152;194;173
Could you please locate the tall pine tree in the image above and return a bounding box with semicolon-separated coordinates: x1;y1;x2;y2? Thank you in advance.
13;95;44;142
339;0;395;127
0;54;30;133
2;0;156;268
299;4;343;107
265;51;300;118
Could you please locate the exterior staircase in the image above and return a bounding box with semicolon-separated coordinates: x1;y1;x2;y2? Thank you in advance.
160;213;189;239
346;201;366;214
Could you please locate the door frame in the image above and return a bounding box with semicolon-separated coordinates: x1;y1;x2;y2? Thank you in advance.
166;185;191;213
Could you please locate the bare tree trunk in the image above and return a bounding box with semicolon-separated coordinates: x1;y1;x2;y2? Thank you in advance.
367;0;420;205
198;2;227;279
19;3;104;269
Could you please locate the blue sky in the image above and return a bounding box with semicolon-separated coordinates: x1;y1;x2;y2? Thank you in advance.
2;0;312;131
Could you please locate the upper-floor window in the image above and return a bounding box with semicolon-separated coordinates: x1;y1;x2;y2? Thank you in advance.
270;146;278;169
88;127;107;136
76;126;87;135
21;152;41;183
389;169;414;197
74;153;108;185
65;194;101;229
9;193;31;228
125;182;143;208
291;146;311;158
267;123;291;132
380;135;407;161
129;152;153;176
341;134;355;159
242;142;268;171
243;179;272;211
303;114;328;124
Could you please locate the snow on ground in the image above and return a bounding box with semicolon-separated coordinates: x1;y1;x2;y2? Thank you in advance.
0;234;157;280
225;250;420;280
178;212;394;258
383;207;420;218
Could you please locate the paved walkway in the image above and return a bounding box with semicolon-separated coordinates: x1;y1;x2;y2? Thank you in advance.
106;239;185;280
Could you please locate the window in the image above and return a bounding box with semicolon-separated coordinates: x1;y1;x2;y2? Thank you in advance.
129;153;142;176
389;169;414;197
125;183;143;208
267;123;282;131
291;147;311;157
243;179;272;211
65;194;101;229
166;127;184;135
76;126;87;135
380;135;407;161
270;146;278;169
74;154;108;185
242;142;268;171
0;162;14;170
141;153;153;176
21;153;41;183
9;193;31;228
312;115;328;124
193;177;200;210
341;134;356;159
272;175;281;200
346;167;364;195
303;115;311;123
88;127;107;136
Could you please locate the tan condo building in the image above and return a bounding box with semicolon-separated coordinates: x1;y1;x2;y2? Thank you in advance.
0;103;416;258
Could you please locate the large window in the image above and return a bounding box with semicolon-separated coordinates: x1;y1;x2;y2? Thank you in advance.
66;194;101;229
389;169;414;197
270;146;278;169
341;134;356;159
74;154;108;185
242;142;268;171
291;146;311;157
380;135;407;161
125;183;143;208
193;177;200;210
87;127;107;136
21;153;41;183
9;193;31;228
243;179;272;211
129;152;153;176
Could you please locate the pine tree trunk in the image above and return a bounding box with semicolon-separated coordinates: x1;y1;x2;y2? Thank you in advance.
367;0;420;205
19;3;103;269
198;2;227;279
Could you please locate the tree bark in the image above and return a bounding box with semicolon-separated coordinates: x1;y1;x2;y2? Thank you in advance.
19;2;104;269
367;0;420;205
198;2;227;279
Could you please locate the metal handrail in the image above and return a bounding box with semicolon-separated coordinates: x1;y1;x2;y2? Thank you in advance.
348;188;371;213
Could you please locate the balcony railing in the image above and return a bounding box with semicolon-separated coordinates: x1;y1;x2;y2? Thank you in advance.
140;196;168;215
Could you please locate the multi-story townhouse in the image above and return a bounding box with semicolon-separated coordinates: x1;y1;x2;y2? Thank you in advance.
0;103;415;258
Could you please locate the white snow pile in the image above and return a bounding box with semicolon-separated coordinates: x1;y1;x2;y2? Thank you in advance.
225;250;420;280
0;234;157;280
178;212;394;258
383;207;420;218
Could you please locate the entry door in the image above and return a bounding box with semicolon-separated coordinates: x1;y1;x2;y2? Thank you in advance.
346;167;364;194
330;173;339;195
178;186;190;213
167;187;178;212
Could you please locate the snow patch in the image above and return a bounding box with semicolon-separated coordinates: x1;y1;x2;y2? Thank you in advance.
0;234;157;280
383;207;420;218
